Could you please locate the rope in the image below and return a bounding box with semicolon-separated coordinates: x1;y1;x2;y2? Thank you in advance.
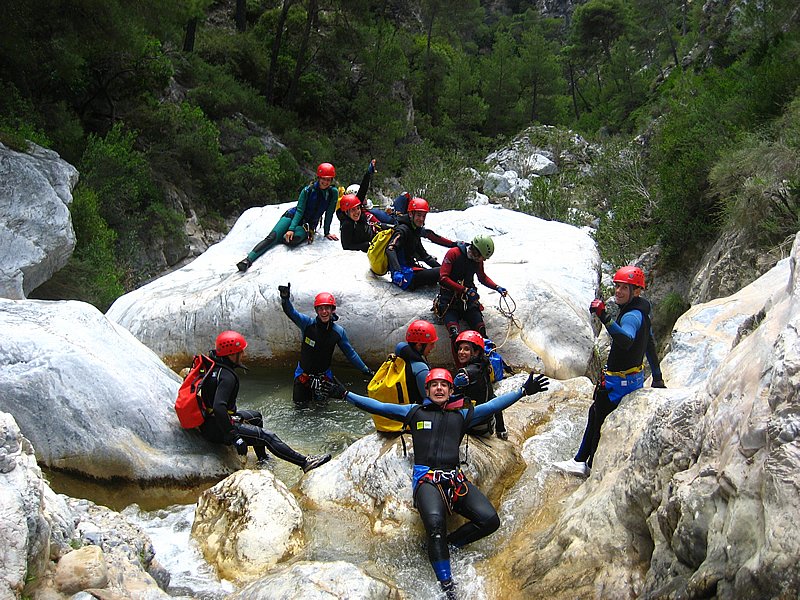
494;293;521;350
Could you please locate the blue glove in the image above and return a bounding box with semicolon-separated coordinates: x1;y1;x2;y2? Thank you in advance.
392;268;413;290
453;372;469;389
465;287;479;302
496;286;507;296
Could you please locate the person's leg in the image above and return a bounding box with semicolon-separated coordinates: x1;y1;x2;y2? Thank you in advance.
494;409;507;438
236;422;307;467
574;383;617;467
247;216;292;262
447;481;500;547
409;267;440;290
415;483;454;587
463;305;487;339
443;307;462;366
284;224;308;247
370;208;394;224
293;379;312;406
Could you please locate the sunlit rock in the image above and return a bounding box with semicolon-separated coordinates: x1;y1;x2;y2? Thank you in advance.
0;298;240;481
192;469;304;583
107;204;600;380
0;142;77;300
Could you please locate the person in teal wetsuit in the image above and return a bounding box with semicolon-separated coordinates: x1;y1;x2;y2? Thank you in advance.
323;368;549;599
237;162;340;271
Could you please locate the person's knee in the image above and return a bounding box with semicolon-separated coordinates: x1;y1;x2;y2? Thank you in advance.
481;512;500;535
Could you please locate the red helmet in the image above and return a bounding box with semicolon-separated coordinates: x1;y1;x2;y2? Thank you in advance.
216;330;247;356
314;292;337;308
340;194;361;212
425;368;454;387
316;162;336;178
406;319;438;344
408;198;430;213
455;330;485;350
613;266;646;290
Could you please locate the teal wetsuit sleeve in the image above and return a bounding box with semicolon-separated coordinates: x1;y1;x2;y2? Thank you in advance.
289;187;310;230
411;361;429;401
335;325;369;373
323;189;336;235
282;298;314;330
606;310;643;350
345;391;414;421
469;388;524;421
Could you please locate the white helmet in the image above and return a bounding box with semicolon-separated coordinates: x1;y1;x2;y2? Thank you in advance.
346;184;360;195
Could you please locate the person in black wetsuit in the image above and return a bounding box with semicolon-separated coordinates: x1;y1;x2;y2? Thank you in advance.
325;367;549;598
197;330;331;472
452;330;508;440
279;284;373;405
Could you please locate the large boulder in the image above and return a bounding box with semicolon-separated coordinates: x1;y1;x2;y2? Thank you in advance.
0;298;240;482
0;142;78;300
107;204;600;380
495;232;800;599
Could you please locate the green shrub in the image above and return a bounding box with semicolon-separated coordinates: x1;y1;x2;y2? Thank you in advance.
401;142;477;211
230;150;303;208
518;175;578;224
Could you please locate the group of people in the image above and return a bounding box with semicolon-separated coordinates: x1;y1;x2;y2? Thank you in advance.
194;158;666;598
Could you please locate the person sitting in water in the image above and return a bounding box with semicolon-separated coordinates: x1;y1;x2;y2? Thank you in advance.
324;368;549;598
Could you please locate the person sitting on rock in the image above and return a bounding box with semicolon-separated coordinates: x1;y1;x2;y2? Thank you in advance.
390;191;411;216
554;265;656;478
341;158;395;225
324;367;549;599
338;193;394;252
385;197;456;291
279;283;373;405
436;234;507;365
198;330;331;472
236;162;340;272
452;330;508;440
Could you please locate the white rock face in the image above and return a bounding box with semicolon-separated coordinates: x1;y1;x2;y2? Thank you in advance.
192;469;304;583
229;560;399;600
0;142;78;299
107;204;600;380
0;298;240;481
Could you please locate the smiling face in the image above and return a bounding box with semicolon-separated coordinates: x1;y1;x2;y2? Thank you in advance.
315;304;334;322
613;282;640;306
457;342;477;365
318;176;333;189
427;379;452;405
346;205;362;221
411;211;426;227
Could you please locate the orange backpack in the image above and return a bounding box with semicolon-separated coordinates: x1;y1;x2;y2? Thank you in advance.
174;355;217;428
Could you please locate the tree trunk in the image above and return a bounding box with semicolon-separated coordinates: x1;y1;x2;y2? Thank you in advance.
183;17;197;52
266;0;295;104
235;0;246;32
286;0;318;107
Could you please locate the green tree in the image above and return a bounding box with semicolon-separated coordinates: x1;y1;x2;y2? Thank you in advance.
480;30;522;135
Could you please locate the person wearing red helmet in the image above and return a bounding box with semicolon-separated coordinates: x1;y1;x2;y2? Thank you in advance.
236;162;340;272
323;366;549;598
452;330;508;440
385;197;457;290
197;330;331;473
278;283;373;405
393;319;440;404
554;265;661;478
337;187;394;252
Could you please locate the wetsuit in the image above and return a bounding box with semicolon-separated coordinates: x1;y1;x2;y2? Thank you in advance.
281;296;370;404
245;182;338;263
386;215;455;290
457;354;506;436
575;296;651;467
438;243;503;361
197;351;307;466
394;341;430;404
343;387;525;587
339;209;389;252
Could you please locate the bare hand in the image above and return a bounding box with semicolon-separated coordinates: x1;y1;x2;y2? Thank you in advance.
284;231;294;243
326;233;339;241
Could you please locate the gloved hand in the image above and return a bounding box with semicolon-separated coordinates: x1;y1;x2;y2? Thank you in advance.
589;299;611;325
522;373;549;396
453;372;469;389
651;378;667;388
368;159;377;174
465;287;479;302
322;378;348;400
278;282;291;300
233;436;248;456
392;269;412;290
496;286;507;297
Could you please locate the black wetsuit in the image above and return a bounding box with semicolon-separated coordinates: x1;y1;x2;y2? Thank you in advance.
457;354;506;436
386;215;455;290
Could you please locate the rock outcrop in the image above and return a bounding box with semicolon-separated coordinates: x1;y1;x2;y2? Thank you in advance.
0;142;78;300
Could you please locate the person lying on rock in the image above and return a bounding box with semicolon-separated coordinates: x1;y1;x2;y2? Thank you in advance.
279;283;373;405
385;197;457;291
337;192;394;252
554;265;660;478
236;162;340;272
198;330;331;473
324;367;549;599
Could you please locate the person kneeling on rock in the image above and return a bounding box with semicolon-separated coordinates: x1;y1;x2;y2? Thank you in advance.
198;330;331;473
324;368;549;598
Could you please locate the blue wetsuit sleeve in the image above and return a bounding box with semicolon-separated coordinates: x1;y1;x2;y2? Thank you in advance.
411;362;429;401
606;310;643;350
345;391;414;421
282;298;314;330
469;388;524;421
335;325;370;373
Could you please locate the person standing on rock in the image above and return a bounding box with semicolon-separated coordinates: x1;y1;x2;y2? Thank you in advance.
323;368;549;599
554;265;656;478
385;197;457;291
198;330;331;472
236;162;340;272
278;284;373;405
435;234;508;365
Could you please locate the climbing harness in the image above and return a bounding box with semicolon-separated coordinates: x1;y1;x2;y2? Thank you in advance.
416;467;469;513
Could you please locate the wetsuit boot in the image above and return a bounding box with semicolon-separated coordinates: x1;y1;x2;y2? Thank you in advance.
440;579;457;599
